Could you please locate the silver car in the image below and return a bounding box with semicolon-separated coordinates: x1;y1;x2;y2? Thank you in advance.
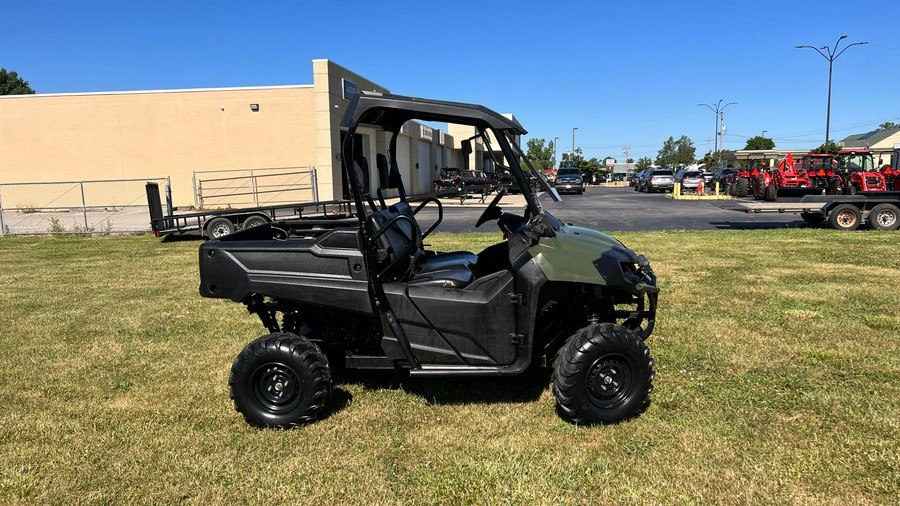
675;169;704;191
644;169;674;193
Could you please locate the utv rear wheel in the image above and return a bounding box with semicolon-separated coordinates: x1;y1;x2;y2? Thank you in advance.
229;333;331;429
868;203;900;231
553;324;653;424
828;204;861;231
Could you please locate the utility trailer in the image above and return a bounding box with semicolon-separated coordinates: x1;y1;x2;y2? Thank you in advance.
145;182;352;238
730;192;900;231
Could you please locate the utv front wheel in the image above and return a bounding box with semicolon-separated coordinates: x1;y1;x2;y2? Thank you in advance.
229;333;331;429
553;324;653;424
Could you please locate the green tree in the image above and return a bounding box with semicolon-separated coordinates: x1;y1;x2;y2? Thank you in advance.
878;122;899;131
812;141;841;154
635;156;653;171
0;68;35;95
560;147;585;168
744;136;775;150
655;135;696;168
525;138;555;170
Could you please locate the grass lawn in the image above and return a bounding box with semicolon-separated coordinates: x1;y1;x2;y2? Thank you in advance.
0;229;897;504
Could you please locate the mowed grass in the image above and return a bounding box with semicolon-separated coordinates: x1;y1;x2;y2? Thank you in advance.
0;229;897;504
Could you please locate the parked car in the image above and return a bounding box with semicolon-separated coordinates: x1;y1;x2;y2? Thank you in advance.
702;171;714;184
675;169;705;192
642;169;674;193
713;168;737;189
634;168;652;191
553;167;585;195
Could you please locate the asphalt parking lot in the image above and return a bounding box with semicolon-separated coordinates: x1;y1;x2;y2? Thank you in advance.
417;185;806;233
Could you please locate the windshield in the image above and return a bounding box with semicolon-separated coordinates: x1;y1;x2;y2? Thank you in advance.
842;153;875;172
499;130;560;209
557;168;580;176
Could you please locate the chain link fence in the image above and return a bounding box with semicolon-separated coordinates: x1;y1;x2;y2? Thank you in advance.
193;166;317;208
0;178;170;236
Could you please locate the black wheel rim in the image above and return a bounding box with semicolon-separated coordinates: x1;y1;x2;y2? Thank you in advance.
585;354;635;409
249;362;303;415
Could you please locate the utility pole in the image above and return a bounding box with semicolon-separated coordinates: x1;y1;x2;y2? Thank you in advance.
553;136;559;168
572;128;578;155
623;145;631;176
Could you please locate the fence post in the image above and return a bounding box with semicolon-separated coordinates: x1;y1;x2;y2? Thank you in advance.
251;169;259;207
310;166;319;202
0;188;5;236
80;182;89;231
165;177;173;216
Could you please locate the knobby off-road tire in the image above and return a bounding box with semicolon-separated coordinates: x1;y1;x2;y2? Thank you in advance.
735;178;749;197
553;323;654;425
868;203;900;231
764;184;778;202
229;332;331;429
828;204;861;231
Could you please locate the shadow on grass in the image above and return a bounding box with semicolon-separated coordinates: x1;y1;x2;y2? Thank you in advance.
160;231;202;242
709;220;808;230
333;366;552;407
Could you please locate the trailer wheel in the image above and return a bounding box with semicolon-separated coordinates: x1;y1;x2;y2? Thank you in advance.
553;323;653;425
828;204;861;231
229;333;331;429
800;212;825;226
242;215;269;230
868;203;900;231
206;217;236;238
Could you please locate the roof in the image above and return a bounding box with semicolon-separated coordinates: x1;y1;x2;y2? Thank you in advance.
840;128;900;148
341;92;527;134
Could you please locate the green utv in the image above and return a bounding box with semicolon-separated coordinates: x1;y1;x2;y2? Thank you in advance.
198;92;659;427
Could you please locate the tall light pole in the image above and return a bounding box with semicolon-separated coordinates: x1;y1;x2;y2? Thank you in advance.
698;100;736;154
572;127;578;155
553;136;559;167
796;35;869;148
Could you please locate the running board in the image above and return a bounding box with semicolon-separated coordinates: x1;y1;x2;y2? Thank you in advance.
409;365;504;377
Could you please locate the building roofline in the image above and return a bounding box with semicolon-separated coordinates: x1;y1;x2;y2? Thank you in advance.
0;84;313;99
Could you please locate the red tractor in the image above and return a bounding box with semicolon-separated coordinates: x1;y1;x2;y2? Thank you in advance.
830;149;888;194
753;152;811;201
726;158;768;197
881;144;900;191
799;153;836;189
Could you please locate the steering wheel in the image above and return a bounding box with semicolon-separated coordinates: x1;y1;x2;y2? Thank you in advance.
475;187;507;228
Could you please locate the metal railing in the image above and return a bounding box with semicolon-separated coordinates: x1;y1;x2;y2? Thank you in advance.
0;177;170;236
193;166;317;209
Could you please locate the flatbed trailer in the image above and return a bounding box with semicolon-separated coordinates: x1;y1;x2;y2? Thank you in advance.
729;192;900;231
145;182;352;238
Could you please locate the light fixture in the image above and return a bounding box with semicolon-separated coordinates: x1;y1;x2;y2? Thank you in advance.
250;103;259;112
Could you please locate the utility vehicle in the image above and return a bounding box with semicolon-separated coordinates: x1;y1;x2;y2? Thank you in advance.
198;92;659;428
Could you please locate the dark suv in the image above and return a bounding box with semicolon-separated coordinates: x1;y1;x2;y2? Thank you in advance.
554;167;585;195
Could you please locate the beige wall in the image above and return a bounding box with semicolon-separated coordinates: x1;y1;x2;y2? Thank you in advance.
0;86;317;207
311;59;390;200
0;59;483;208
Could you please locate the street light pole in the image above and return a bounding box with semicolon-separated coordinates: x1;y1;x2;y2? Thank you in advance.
572;127;578;155
796;35;869;148
553;136;559;167
698;100;736;157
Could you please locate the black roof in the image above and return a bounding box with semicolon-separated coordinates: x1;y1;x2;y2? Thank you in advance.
341;92;527;134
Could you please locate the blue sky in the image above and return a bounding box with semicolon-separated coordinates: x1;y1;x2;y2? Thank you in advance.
7;1;899;162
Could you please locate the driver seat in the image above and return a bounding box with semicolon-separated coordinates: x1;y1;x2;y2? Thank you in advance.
375;154;477;273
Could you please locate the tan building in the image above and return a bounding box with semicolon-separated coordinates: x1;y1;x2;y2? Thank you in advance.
0;59;481;208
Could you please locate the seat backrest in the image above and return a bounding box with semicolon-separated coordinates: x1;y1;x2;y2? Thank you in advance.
367;208;417;281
